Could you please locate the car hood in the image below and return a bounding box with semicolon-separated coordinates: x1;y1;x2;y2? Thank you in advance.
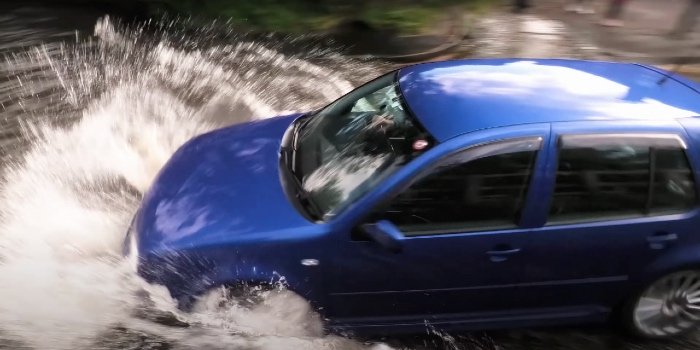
133;113;316;253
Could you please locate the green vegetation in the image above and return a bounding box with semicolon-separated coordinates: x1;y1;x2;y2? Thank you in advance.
362;0;493;33
146;0;495;34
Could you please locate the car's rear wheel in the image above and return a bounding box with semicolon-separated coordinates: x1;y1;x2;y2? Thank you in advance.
624;270;700;338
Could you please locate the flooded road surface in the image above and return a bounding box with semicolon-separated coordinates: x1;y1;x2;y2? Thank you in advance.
0;4;699;350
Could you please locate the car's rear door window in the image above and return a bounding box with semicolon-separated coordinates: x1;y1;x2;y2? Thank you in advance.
549;134;697;224
370;137;541;236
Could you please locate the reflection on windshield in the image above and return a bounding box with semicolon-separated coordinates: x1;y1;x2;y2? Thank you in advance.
302;154;389;205
295;72;431;219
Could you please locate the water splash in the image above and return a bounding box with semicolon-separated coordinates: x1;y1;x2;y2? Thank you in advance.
0;16;386;350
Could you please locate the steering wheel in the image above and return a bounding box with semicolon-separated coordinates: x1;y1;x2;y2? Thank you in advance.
361;114;396;155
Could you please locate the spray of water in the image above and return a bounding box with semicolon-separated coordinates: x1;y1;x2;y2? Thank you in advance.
0;16;390;349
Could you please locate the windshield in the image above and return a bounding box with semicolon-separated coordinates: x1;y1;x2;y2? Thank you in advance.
294;72;432;220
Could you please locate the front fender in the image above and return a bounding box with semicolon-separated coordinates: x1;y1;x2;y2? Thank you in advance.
138;241;327;311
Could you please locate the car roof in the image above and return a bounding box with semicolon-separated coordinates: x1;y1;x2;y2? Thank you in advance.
397;59;700;142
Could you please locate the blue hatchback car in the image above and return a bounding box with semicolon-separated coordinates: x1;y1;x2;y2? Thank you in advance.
126;59;700;339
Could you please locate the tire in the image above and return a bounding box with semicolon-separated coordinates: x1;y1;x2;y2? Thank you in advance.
621;270;700;339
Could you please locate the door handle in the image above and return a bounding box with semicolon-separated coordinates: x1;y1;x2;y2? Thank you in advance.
487;248;521;255
647;232;678;250
487;246;521;262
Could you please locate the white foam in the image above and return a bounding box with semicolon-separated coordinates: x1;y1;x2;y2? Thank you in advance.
0;17;388;350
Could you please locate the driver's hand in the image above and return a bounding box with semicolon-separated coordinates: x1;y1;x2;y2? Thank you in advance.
369;114;395;130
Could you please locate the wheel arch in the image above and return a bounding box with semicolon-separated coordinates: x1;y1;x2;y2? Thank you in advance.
177;275;320;313
616;244;700;308
638;245;700;285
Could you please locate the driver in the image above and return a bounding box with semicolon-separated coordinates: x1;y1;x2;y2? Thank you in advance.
368;102;410;134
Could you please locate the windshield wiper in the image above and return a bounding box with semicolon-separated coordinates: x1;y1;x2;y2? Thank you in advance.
281;146;323;221
292;176;324;221
295;113;317;142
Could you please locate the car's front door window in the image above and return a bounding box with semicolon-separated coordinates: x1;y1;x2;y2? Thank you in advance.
369;137;542;236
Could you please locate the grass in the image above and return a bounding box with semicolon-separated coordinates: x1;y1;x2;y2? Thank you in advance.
362;5;444;34
146;0;497;34
201;0;329;32
361;0;495;33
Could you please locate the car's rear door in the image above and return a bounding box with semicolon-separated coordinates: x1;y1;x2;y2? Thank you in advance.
323;125;550;332
515;121;700;317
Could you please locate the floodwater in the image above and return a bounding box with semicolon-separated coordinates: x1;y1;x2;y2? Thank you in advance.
0;3;699;350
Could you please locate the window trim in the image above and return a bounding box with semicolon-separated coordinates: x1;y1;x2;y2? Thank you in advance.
369;136;543;237
546;132;696;226
558;133;687;150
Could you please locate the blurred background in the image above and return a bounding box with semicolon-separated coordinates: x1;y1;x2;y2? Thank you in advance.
3;0;700;66
0;1;699;350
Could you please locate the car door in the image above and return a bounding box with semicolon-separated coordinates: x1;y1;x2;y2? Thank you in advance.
515;121;700;316
323;130;549;330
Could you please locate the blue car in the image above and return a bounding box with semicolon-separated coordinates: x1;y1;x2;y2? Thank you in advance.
126;59;700;339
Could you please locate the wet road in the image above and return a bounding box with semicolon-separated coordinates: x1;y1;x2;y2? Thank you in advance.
1;3;700;350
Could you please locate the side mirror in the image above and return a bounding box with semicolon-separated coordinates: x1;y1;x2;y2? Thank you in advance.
360;220;404;253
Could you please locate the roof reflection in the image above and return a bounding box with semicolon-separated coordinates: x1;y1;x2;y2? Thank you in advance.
399;59;700;141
